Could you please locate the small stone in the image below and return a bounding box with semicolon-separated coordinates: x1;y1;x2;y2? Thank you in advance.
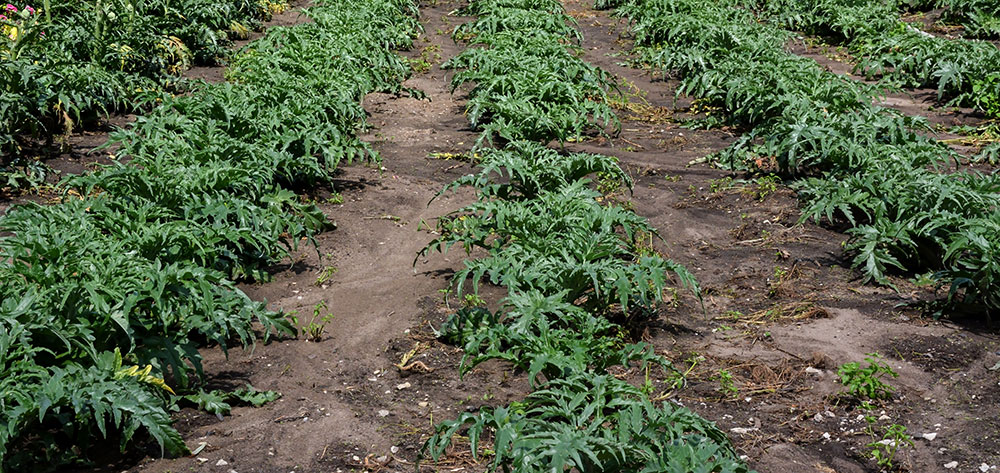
730;427;758;434
376;455;388;463
878;415;891;421
944;461;958;469
352;455;361;462
822;432;831;440
813;413;824;422
378;409;390;417
805;367;823;375
216;459;229;466
390;446;399;454
396;382;411;390
418;401;428;408
981;463;990;472
824;410;835;418
923;432;938;441
197;458;209;463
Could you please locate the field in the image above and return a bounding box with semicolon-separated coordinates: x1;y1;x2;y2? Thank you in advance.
1;0;999;472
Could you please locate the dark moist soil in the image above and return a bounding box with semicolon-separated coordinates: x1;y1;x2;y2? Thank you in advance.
60;1;999;473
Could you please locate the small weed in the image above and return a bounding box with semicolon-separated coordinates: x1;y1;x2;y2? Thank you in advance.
767;265;788;297
463;293;486;308
752;175;779;200
665;354;703;390
722;310;743;321
661;286;680;308
597;171;626;195
708;176;734;193
867;423;913;470
633;230;657;257
428;151;479;162
859;402;912;469
911;271;936;287
303;301;334;342
326;193;344;205
714;369;738;398
639;365;653;395
315;265;338;286
409;44;442;73
837;353;898;401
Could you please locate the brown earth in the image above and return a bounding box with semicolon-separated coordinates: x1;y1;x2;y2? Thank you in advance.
48;1;1000;473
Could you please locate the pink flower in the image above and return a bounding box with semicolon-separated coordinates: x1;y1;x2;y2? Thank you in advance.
0;13;7;20
25;5;33;14
4;4;16;12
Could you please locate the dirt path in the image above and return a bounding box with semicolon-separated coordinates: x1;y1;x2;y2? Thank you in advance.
91;1;1000;473
116;3;521;472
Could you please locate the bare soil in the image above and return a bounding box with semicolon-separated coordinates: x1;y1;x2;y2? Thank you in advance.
56;1;1000;473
